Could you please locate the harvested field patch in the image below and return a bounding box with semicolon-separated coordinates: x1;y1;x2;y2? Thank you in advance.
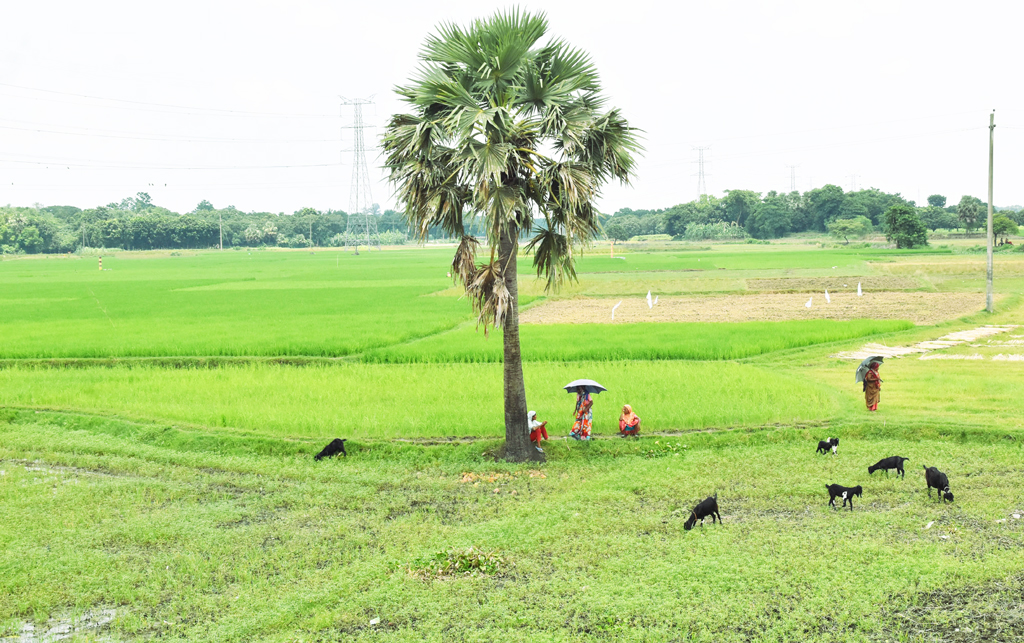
747;276;924;292
520;291;989;325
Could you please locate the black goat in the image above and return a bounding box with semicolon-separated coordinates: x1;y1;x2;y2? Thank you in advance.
923;466;954;502
314;438;347;460
868;456;909;478
816;437;839;455
683;494;721;530
825;484;862;510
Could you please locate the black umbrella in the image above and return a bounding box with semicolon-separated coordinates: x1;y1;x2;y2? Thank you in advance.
855;356;885;383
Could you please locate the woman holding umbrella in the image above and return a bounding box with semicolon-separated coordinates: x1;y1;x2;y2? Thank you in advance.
855;356;884;412
570;385;594;440
564;379;605;440
863;362;882;411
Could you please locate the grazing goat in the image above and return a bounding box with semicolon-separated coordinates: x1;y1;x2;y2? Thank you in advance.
868;456;909;478
825;484;862;510
923;466;954;502
816;437;840;455
683;494;721;530
314;438;347;460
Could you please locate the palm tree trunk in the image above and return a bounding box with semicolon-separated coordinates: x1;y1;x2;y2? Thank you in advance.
499;225;541;462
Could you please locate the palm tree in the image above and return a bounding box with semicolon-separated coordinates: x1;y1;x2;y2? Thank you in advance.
383;9;641;461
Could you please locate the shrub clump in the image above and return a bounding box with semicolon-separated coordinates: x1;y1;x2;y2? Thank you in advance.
409;547;512;579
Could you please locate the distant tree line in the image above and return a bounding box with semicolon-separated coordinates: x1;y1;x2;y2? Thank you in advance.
0;193;479;254
602;186;1023;248
3;187;1021;255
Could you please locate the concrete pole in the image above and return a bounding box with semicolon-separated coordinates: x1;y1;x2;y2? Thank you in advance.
986;110;995;313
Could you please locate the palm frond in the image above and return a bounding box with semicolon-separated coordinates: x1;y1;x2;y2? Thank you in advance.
525;227;577;291
451;235;479;286
465;261;512;335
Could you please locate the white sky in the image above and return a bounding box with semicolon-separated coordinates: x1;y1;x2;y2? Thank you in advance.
3;0;1023;214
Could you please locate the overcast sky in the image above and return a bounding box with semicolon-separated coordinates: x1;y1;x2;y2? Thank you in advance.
3;0;1023;215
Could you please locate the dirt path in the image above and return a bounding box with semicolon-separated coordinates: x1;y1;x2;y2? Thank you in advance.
521;291;989;325
833;325;1019;360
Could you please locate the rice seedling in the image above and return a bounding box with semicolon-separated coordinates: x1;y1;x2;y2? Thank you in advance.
364;319;914;364
0;360;837;438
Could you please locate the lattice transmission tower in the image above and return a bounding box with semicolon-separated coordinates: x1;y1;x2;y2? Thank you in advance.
341;96;381;250
692;146;711;199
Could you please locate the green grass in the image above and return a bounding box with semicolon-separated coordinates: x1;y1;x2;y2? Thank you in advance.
563;246;953;274
2;411;1022;642
0;360;837;438
0;249;471;358
365;319;914;363
3;243;1024;641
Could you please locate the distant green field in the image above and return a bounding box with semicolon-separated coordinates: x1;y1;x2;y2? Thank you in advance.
563;246;953;274
0;250;472;358
364;319;914;363
0;245;948;359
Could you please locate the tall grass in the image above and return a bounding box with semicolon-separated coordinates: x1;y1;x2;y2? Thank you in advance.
0;361;837;438
365;319;914;363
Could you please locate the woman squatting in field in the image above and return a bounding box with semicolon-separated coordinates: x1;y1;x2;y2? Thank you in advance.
528;411;548;452
619;404;641;437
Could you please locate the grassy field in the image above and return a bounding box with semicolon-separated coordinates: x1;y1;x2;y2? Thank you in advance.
2;243;1023;641
2;411;1022;642
0;250;472;358
0;360;839;438
363;319;914;363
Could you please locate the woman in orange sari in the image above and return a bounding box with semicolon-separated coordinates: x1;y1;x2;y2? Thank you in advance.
570;387;593;440
863;362;881;411
619;404;641;437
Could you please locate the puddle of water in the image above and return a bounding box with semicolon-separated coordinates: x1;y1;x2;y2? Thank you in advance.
3;609;116;643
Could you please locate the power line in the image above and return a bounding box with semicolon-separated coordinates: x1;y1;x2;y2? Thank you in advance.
0;82;338;118
646;126;984;170
0;123;344;144
0;156;341;170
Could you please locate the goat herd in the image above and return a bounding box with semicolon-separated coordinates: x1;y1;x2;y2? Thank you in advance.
683;436;956;531
310;435;956;531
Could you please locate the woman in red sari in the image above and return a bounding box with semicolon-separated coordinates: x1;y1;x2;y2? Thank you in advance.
570;387;593;440
863;362;882;411
619;404;641;437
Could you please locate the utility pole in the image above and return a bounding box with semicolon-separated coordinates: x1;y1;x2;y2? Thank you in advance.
219;212;223;250
986;110;995;313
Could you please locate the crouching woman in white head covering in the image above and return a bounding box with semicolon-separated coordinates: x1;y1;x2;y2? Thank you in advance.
528;411;548;451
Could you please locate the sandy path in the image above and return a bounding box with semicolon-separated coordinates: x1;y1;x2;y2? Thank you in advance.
520;291;990;325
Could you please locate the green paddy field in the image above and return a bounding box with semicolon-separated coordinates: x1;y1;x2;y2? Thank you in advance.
1;242;1023;642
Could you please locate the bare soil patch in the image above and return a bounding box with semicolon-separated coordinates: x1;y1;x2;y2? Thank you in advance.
520;291;989;325
747;276;923;291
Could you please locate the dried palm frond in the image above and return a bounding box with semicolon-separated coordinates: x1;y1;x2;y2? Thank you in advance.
451;235;479;286
465;261;512;336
